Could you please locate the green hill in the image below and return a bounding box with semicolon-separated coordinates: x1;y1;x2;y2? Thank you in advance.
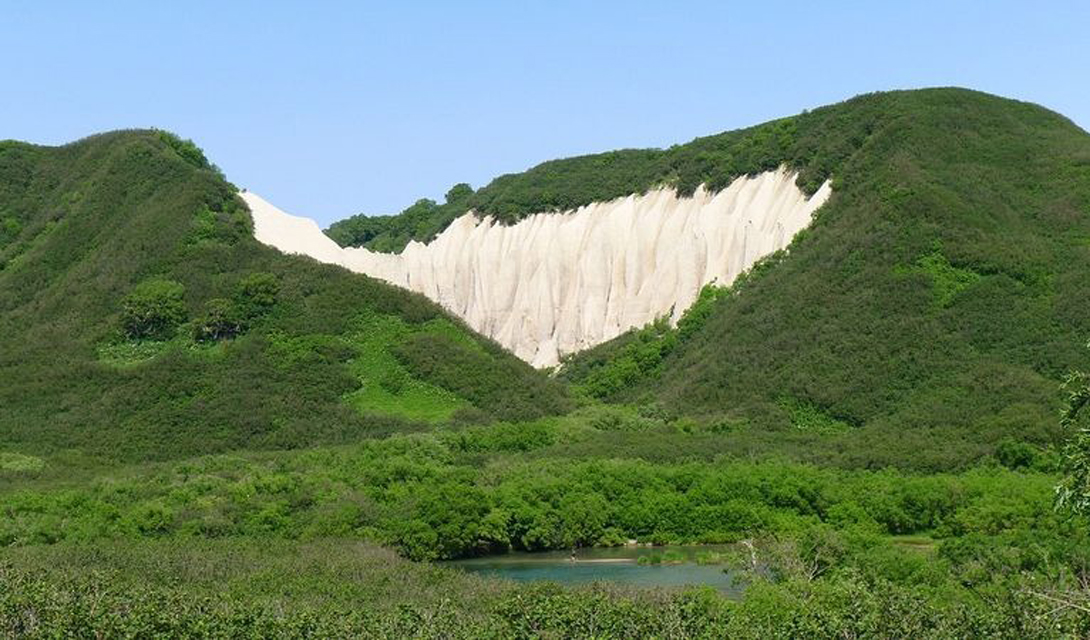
4;89;1090;637
556;88;1090;467
324;88;1090;468
0;130;570;462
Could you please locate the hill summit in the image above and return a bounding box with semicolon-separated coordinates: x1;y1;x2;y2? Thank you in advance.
0;130;569;462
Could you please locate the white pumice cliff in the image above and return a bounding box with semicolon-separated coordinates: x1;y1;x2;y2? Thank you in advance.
242;168;831;367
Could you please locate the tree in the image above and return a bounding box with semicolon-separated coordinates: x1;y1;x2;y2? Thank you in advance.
190;273;279;343
233;272;279;320
444;183;474;205
1056;342;1090;516
192;298;243;342
120;279;187;340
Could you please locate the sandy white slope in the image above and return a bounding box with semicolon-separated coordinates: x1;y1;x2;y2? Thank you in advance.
243;168;831;367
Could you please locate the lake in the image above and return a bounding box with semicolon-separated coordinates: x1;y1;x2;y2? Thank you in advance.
450;545;744;595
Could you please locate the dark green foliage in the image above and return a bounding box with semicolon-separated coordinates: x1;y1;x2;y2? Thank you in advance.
0;130;567;462
120;278;187;340
192;272;280;341
192;297;243;341
156;130;217;174
233;271;279;318
323;94;873;253
325;184;476;252
994;437;1038;469
564;89;1090;456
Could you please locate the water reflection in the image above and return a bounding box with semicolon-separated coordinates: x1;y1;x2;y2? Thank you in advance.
450;545;743;595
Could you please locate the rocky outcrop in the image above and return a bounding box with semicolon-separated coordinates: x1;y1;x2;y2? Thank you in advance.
243;168;831;367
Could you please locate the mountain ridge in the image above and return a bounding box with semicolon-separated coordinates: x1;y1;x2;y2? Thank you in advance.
0;130;569;462
247;169;831;366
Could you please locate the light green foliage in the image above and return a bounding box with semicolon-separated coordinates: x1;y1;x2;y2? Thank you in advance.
337;312;468;423
1057;343;1090;516
0;452;44;473
780;397;853;434
120;278;187;340
914;249;981;307
0;424;1076;559
574;319;677;399
96;339;174;365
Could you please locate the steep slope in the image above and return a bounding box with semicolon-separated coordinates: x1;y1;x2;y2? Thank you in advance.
246;170;831;366
0;131;569;462
562;88;1090;465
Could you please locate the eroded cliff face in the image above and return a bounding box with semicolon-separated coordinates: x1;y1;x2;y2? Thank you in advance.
243;168;831;367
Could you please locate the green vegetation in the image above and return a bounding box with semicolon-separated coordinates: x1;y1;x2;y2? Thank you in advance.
119;278;188;339
5;89;1090;636
325;112;830;253
0;419;1070;559
0;452;44;473
913;247;982;307
562;89;1090;468
779;397;854;434
0;130;567;462
1057;342;1090;516
325;183;474;252
2;419;1089;636
336;310;470;423
8;537;1088;638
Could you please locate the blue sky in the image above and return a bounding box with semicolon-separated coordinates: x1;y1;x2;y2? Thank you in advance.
2;1;1088;226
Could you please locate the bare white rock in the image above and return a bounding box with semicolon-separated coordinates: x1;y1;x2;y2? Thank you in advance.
242;168;831;367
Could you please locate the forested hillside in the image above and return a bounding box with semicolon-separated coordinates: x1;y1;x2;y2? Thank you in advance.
4;90;1090;637
559;89;1090;465
324;89;1090;467
0;131;569;462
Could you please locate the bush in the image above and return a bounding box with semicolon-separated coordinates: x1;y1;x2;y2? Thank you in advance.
120;279;187;340
234;272;280;320
995;438;1037;469
192;298;243;342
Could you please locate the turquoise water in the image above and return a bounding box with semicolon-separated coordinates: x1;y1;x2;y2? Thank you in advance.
450;546;742;595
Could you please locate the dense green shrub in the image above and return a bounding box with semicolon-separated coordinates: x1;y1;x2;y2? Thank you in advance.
7;538;1088;639
192;297;242;341
395;332;572;422
0;131;563;462
120;279;187;340
564;89;1090;443
233;271;279;318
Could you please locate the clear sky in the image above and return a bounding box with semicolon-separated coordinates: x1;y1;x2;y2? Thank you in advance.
2;1;1088;226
